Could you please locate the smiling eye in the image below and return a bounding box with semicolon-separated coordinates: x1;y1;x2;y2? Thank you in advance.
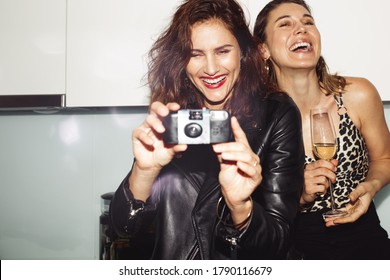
190;51;202;58
278;21;291;28
218;49;230;55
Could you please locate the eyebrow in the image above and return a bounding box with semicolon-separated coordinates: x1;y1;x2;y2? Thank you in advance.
274;13;313;23
191;44;235;52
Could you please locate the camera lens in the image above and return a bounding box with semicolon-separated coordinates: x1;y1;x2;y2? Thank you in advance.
184;123;202;138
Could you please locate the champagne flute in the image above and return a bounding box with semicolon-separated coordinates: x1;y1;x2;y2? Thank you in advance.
310;108;347;219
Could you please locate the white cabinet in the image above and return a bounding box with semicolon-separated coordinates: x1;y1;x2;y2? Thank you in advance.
66;0;180;107
0;0;65;96
2;0;389;107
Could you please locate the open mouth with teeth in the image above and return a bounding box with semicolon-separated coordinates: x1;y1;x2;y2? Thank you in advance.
289;41;312;52
201;75;227;89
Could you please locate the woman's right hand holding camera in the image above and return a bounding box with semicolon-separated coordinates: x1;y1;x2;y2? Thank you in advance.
129;102;188;201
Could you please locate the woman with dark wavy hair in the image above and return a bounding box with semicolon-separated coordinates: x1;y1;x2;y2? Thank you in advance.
109;0;304;259
254;0;390;259
147;0;270;122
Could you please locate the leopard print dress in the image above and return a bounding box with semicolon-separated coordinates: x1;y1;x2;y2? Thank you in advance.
294;94;390;259
302;94;369;213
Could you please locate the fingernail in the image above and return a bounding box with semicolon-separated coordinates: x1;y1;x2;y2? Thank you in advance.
213;145;221;152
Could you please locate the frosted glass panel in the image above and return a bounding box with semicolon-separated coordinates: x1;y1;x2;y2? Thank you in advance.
0;107;147;259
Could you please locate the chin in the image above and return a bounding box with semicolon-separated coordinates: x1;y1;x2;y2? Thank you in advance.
205;95;230;108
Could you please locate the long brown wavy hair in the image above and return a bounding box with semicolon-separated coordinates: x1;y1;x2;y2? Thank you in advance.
253;0;347;95
147;0;273;121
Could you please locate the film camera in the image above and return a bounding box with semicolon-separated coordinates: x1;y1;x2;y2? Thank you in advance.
162;109;232;144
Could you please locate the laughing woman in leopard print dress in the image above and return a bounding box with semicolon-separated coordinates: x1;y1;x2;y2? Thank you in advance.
254;0;390;259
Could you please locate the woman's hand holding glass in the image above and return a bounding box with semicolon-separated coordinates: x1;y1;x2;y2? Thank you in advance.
301;159;338;205
213;117;261;225
304;161;377;227
310;108;347;219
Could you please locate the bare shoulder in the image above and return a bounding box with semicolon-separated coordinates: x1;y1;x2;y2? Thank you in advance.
345;76;379;96
342;77;383;127
343;77;382;107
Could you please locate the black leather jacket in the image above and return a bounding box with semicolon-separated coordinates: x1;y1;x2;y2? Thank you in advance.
110;93;304;259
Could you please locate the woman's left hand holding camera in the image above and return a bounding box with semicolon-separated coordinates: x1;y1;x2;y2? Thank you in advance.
213;116;262;227
129;101;188;202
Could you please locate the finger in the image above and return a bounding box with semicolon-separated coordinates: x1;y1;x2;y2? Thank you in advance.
213;141;247;154
231;116;250;147
166;102;181;111
217;142;251;158
324;215;355;227
303;175;328;196
314;188;327;197
145;114;166;133
324;218;337;227
308;175;329;190
133;126;155;146
150;102;180;118
325;213;357;227
304;162;316;171
325;201;366;226
150;101;167;115
305;167;336;184
311;184;327;196
349;185;366;203
236;160;261;178
305;160;337;172
213;144;259;169
172;144;188;153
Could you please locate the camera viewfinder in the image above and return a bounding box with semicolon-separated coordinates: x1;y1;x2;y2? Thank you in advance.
189;110;203;120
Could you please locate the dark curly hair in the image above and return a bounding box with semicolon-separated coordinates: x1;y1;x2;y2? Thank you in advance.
147;0;274;121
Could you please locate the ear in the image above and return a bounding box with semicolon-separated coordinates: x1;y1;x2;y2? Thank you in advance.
258;43;271;60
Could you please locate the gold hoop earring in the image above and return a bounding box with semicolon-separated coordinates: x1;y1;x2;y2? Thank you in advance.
264;58;271;74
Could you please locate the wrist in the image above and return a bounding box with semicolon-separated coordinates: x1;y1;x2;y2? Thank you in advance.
368;179;382;196
231;199;252;224
129;164;160;202
217;196;253;230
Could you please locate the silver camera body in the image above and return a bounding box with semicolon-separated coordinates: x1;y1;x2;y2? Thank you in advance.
162;109;231;144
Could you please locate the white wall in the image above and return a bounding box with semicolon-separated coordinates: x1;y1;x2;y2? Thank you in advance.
66;0;390;106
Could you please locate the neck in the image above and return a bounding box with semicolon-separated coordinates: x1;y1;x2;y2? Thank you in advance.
275;68;324;114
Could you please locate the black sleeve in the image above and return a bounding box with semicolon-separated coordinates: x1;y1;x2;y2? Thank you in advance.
109;166;157;239
216;97;305;259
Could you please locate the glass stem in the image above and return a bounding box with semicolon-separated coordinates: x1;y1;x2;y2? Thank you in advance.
328;178;336;211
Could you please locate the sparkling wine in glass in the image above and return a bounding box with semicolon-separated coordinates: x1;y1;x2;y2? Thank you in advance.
310;108;347;219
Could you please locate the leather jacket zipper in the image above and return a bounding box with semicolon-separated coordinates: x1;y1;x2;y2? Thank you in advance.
187;244;200;260
226;236;239;259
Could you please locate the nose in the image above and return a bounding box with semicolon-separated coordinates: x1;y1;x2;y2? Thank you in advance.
204;55;219;76
295;23;307;35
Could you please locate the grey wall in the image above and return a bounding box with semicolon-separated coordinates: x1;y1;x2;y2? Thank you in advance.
1;105;390;259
